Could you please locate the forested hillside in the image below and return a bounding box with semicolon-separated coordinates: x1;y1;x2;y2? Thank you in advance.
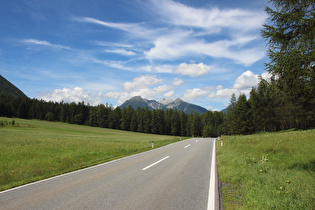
0;75;27;98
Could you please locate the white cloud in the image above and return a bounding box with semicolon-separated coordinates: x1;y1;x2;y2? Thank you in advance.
172;78;184;86
144;30;192;60
104;49;136;56
175;63;211;77
92;58;133;71
141;65;174;73
210;88;237;98
122;75;162;92
38;87;103;106
74;17;156;38
216;85;223;90
261;71;272;81
164;90;174;98
145;35;265;65
144;0;267;65
183;88;208;101
153;0;267;32
76;1;266;66
208;70;260;99
105;75;173;104
233;70;259;89
22;39;70;50
94;41;134;48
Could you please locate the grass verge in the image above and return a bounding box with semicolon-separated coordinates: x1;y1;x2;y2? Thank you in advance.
0;117;183;191
217;129;315;209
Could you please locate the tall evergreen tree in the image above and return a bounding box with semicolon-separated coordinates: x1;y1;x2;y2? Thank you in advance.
130;108;138;132
137;108;145;133
96;104;109;128
151;110;159;134
171;111;180;136
262;0;315;128
144;107;152;133
222;94;236;135
120;106;130;131
89;106;97;127
179;111;187;136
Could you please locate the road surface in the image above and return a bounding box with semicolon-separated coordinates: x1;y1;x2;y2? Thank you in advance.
0;138;219;210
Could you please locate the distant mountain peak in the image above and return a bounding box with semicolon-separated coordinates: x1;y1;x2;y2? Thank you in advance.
159;98;173;105
120;96;207;114
129;96;143;101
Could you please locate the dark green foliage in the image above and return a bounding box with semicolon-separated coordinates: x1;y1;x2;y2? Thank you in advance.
170;110;180;136
143;108;152;133
262;0;315;128
234;94;253;134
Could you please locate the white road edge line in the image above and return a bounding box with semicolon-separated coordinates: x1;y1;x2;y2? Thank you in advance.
184;144;191;149
207;138;216;210
142;156;170;171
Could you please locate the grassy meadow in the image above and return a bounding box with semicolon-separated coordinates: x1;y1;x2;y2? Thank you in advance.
217;129;315;209
0;117;182;191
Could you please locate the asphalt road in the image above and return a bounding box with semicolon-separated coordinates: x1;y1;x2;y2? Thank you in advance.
0;138;218;210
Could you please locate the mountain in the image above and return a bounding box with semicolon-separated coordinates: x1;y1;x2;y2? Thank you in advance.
165;98;207;114
119;96;164;110
120;96;208;114
0;75;27;98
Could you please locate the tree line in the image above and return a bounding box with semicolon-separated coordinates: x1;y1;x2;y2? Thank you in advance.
0;94;223;137
222;78;315;135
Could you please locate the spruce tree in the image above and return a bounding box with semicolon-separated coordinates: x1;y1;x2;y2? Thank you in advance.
262;0;315;127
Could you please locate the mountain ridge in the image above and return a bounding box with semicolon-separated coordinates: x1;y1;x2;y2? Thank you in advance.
0;75;27;98
120;96;208;114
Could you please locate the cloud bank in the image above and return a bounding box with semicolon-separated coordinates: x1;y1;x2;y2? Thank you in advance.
38;87;104;106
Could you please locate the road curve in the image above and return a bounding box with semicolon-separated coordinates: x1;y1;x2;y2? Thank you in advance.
0;138;218;210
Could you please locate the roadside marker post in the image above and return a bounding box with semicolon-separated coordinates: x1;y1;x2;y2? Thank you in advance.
152;141;154;148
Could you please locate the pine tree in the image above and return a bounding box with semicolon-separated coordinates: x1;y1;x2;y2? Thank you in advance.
171;111;180;136
130;109;138;132
151;110;159;134
231;94;252;134
144;107;152;133
120;106;130;131
179;111;187;136
262;0;315;128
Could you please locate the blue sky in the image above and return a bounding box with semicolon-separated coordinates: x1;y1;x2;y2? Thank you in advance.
0;0;270;110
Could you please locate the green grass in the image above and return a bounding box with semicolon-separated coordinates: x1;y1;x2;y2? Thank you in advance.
0;117;183;191
217;129;315;209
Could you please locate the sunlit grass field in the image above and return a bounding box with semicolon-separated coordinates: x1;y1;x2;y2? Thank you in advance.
217;129;315;209
0;117;182;191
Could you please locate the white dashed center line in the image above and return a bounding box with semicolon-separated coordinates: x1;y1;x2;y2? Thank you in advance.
142;156;170;171
184;144;191;149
